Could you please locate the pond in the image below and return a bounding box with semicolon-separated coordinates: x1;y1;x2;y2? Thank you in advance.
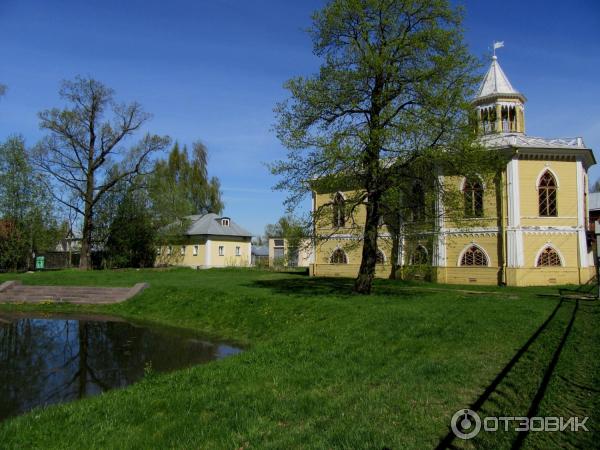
0;312;242;421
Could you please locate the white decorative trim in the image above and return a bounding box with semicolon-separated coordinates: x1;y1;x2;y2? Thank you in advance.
506;229;524;267
518;225;580;231
247;242;252;266
535;167;560;189
457;243;491;267
322;233;393;239
443;227;499;233
399;232;405;266
435;233;446;266
205;239;212;266
506;155;525;268
517;226;583;236
521;216;576;219
450;232;498;238
534;244;565;267
507;156;520;227
575;159;588;267
435;173;446;267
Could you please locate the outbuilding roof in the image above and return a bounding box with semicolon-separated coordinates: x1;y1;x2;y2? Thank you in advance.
184;213;252;238
251;245;269;256
589;192;600;212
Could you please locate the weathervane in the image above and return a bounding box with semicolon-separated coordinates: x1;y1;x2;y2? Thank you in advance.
492;41;504;58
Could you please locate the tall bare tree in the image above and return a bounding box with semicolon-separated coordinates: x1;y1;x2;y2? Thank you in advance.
32;77;170;270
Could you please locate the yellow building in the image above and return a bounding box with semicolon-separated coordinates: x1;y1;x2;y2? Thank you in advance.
310;54;596;286
156;213;252;269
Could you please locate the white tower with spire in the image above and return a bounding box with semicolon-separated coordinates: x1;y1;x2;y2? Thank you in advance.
473;52;526;134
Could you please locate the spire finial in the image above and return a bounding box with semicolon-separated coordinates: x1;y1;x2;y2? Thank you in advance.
493;41;505;58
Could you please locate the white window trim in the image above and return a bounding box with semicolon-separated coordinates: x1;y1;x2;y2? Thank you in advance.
193;245;199;256
536;167;560;189
235;246;241;256
534;244;565;267
218;245;224;256
180;246;186;256
457;243;491;267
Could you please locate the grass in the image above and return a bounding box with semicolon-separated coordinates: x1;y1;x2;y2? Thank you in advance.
0;268;598;449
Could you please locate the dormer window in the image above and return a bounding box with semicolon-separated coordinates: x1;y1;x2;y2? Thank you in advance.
221;218;230;227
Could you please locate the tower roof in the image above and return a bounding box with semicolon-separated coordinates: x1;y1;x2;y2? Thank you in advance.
475;56;525;103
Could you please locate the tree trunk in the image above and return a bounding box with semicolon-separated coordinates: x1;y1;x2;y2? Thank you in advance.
79;204;93;270
79;142;95;270
354;191;381;294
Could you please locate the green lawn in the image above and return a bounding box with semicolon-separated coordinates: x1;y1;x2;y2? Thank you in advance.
0;268;598;449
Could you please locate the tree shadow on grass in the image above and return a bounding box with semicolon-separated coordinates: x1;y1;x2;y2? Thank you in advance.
435;298;581;449
248;276;422;299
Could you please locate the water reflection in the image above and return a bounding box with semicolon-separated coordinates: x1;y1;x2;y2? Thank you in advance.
0;313;241;420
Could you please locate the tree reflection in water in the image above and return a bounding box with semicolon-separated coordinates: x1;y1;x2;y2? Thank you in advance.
0;315;241;420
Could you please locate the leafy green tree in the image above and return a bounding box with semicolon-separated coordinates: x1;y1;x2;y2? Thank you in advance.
91;165;130;252
149;141;224;228
32;76;170;270
104;187;156;268
273;0;484;293
264;215;308;266
0;136;59;270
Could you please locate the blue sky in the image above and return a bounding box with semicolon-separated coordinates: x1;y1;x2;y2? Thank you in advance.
0;0;598;236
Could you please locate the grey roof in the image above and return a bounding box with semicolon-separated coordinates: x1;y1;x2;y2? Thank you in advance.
480;133;596;168
184;213;252;238
476;56;521;98
589;192;600;212
251;245;269;256
481;133;588;150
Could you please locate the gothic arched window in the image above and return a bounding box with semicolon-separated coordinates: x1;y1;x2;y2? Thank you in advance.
460;245;488;266
411;245;428;265
537;247;562;267
330;248;348;264
463;178;484;217
538;171;557;217
376;249;385;264
332;193;346;227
